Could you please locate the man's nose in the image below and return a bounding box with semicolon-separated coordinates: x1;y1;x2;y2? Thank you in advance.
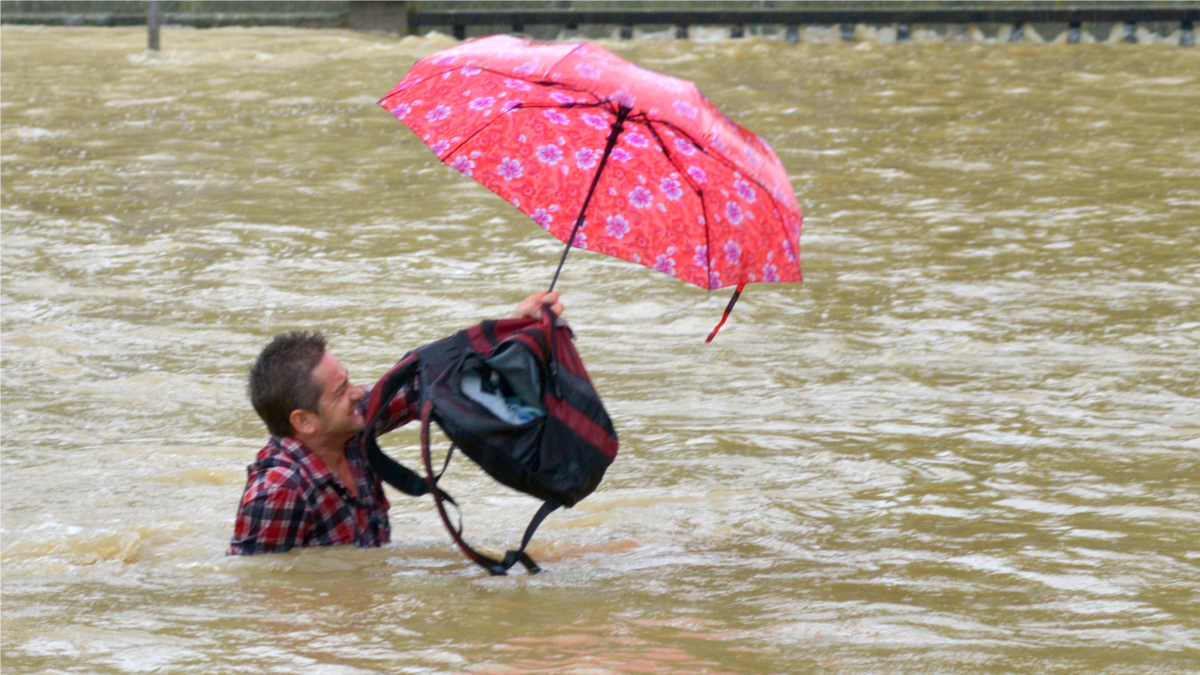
350;385;364;402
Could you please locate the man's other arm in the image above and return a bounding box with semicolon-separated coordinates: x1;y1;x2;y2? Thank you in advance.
228;468;311;555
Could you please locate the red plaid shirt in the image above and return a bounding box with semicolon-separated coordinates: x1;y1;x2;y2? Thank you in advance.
228;383;416;555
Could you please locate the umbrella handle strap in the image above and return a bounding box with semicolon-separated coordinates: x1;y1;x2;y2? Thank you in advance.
706;284;745;343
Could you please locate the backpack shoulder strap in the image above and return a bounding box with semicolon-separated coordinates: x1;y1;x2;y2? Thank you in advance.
364;332;468;499
364;353;419;423
498;500;561;574
362;354;428;497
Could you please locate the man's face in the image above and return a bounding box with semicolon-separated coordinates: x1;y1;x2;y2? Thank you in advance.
308;351;365;442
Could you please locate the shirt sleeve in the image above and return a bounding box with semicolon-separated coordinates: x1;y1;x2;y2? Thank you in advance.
228;478;311;555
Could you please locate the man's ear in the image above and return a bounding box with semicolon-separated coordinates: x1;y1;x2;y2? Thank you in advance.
289;408;318;436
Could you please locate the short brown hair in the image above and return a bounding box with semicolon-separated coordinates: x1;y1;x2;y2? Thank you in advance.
248;331;327;438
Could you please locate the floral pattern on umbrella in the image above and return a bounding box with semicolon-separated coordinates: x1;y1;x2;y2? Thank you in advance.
378;35;802;291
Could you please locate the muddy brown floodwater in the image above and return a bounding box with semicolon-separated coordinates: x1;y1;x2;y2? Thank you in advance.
2;26;1198;675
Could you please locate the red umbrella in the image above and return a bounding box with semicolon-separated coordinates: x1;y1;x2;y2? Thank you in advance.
378;35;802;340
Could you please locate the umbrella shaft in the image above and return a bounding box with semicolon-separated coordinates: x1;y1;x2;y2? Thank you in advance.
549;106;631;293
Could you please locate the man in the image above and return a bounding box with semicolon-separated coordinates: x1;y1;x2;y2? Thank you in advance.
229;291;563;555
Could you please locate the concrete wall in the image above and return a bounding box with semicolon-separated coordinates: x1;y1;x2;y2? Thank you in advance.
350;0;410;33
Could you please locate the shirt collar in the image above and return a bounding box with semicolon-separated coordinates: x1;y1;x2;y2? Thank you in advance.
269;435;336;485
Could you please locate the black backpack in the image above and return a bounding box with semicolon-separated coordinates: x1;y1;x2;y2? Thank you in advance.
362;307;618;575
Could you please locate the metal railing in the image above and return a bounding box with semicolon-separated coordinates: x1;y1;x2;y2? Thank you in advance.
410;6;1190;45
2;2;1196;48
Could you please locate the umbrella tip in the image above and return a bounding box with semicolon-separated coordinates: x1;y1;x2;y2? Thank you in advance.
705;318;727;343
705;283;745;343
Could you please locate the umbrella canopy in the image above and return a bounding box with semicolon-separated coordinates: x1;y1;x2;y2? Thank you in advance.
379;35;802;336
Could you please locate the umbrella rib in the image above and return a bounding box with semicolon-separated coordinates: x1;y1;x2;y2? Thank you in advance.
380;65;543;103
376;66;460;104
652;118;800;280
544;41;592;84
380;65;600;107
440;108;522;164
644;120;715;290
506;102;608;110
548;106;631;292
439;100;613;173
653;119;783;208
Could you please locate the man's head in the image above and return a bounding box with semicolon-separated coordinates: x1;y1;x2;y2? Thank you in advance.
248;331;364;444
